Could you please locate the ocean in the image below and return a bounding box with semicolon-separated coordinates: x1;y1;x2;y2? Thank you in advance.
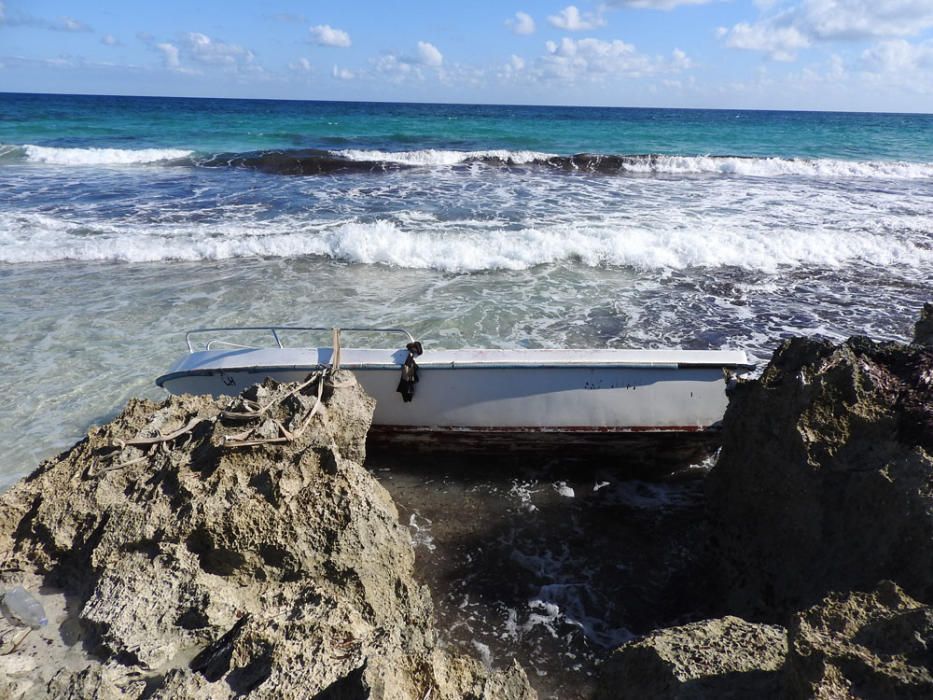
1;92;932;486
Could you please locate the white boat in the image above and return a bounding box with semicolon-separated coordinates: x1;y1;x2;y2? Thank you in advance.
156;326;751;458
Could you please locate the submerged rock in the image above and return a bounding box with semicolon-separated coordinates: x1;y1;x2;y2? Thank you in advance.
595;615;787;699
706;331;933;620
0;373;535;699
785;581;933;699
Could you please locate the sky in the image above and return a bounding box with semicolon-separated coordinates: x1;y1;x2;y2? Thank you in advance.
1;0;932;112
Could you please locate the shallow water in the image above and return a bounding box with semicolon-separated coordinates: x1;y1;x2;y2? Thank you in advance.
1;248;927;490
370;455;713;698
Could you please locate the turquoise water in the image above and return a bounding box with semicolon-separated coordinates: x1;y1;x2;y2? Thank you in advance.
3;92;933;160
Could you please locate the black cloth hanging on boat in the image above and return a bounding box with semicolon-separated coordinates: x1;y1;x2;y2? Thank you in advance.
396;341;423;402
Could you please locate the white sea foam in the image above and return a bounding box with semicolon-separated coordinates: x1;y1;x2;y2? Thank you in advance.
336;148;933;179
408;512;436;551
2;215;931;273
334;148;556;166
17;144;192;165
622;154;933;179
553;481;575;498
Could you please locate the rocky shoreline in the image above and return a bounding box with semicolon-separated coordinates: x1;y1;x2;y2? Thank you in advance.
598;303;933;698
0;305;930;698
0;373;534;698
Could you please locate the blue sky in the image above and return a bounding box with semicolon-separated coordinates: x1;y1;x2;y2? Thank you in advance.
1;0;932;111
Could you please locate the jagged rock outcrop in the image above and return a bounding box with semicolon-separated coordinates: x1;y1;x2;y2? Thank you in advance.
0;373;535;699
595;615;787;699
915;302;933;346
706;332;933;620
785;581;933;699
597;581;933;700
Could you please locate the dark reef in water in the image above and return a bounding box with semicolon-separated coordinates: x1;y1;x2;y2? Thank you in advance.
195;148;410;175
184;148;757;176
477;152;688;173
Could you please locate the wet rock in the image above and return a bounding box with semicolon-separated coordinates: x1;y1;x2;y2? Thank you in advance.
785;581;933;699
595;615;787;699
0;372;535;699
707;327;933;620
914;302;933;346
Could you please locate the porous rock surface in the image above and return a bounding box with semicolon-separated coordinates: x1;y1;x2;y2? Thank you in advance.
706;331;933;620
595;615;787;699
0;372;535;699
785;581;933;699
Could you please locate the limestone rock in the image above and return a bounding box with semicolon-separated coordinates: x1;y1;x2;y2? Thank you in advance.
0;372;535;699
785;581;933;699
595;615;787;699
706;330;933;620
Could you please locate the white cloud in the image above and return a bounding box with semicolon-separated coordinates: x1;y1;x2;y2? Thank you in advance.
147;33;256;74
369;41;446;83
182;32;254;67
605;0;716;8
309;24;351;48
506;11;536;35
719;0;933;61
417;41;443;67
548;5;606;31
534;37;691;81
0;4;93;32
862;38;933;74
156;42;182;71
720;22;811;61
59;17;90;32
498;54;527;80
801;0;933;40
671;48;693;69
290;57;312;73
332;65;355;80
101;34;121;47
374;54;416;82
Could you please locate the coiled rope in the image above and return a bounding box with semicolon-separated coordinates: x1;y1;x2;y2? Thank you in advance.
104;328;350;466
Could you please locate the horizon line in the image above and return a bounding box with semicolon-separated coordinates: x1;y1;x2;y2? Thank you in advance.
2;90;931;118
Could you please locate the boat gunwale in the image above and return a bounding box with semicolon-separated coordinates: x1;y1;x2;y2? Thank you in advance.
155;359;753;389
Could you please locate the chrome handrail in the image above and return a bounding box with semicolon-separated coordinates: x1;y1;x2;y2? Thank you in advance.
185;326;416;353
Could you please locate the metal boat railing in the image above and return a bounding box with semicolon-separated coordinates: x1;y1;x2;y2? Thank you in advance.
185;326;416;353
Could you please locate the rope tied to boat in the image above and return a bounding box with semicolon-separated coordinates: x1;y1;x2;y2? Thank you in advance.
220;368;328;448
104;365;343;462
331;327;342;372
396;341;423;403
101;326;397;467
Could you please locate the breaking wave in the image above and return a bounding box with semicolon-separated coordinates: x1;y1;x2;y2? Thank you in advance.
2;215;930;272
3;143;933;180
334;148;555;166
0;144;193;165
